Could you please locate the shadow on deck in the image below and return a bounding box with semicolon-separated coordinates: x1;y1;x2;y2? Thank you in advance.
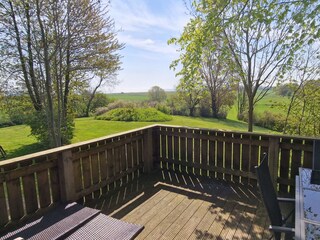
86;170;272;240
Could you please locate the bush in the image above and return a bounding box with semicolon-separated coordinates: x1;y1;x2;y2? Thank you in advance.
28;109;75;147
217;106;229;119
94;107;109;116
96;107;172;122
155;103;171;115
254;111;285;131
105;100;136;111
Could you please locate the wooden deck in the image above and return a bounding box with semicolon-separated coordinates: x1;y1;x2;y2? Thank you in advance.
86;170;273;240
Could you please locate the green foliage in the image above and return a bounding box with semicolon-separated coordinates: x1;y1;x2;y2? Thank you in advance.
28;109;75;147
103;100;136;112
148;86;167;102
1;95;33;125
254;111;286;132
0;0;123;147
96;108;172;122
71;92;111;117
274;83;298;97
166;95;190;116
284;80;320;136
172;0;320;131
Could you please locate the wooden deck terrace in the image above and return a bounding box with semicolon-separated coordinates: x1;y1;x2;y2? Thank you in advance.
0;125;317;239
86;170;272;239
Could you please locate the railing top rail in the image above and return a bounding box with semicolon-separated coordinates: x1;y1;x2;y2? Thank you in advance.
0;124;158;167
154;124;320;141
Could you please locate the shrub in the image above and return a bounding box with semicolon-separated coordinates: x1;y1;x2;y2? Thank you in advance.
28;109;74;147
96;107;172;122
217;106;229;119
94;107;109;116
105;100;136;111
155;103;171;115
255;111;285;131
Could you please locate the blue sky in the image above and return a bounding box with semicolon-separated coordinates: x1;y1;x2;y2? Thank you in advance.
105;0;190;93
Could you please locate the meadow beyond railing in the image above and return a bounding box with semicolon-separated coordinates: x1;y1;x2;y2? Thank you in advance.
0;126;154;228
0;124;318;228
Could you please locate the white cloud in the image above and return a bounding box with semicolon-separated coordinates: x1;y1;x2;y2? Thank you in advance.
118;34;178;55
109;0;189;33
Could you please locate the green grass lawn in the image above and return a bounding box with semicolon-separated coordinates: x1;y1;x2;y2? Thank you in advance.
1;115;276;160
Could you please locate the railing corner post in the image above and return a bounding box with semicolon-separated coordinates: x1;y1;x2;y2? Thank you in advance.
58;149;76;202
268;137;280;190
143;127;154;173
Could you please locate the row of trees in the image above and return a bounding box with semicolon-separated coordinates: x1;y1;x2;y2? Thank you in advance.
0;0;123;147
170;0;320;132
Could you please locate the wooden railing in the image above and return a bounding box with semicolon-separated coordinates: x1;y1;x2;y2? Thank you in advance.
155;125;315;194
0;126;154;228
0;124;318;228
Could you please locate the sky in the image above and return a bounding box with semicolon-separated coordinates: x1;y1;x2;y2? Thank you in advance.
104;0;190;93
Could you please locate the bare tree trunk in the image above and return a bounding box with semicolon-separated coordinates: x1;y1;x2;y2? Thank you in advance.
25;2;42;110
283;84;302;134
9;0;40;111
189;107;195;116
85;76;104;117
36;0;58;147
248;96;254;132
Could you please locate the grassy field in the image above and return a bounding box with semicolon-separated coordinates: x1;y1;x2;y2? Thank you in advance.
1;90;286;159
254;91;290;114
1;115;275;159
107;91;176;102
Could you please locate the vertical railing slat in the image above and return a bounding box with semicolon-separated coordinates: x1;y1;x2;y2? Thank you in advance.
173;128;180;172
21;160;38;214
194;130;201;175
216;132;224;180
279;138;291;193
241;134;250;184
201;130;209;177
208;131;216;178
186;129;193;174
250;135;260;186
224;132;232;181
232;133;241;183
0;180;8;226
5;164;24;221
180;128;187;173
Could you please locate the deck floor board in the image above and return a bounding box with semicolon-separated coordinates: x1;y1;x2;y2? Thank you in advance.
88;170;273;240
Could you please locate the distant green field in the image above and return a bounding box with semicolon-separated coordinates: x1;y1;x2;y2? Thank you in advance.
254;91;290;114
1;115;275;159
107;91;176;102
107;92;149;101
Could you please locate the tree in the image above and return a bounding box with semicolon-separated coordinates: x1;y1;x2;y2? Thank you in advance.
282;43;320;134
0;0;123;147
169;7;237;119
174;0;319;131
176;77;206;116
284;80;320;136
148;86;167;102
84;73;118;117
